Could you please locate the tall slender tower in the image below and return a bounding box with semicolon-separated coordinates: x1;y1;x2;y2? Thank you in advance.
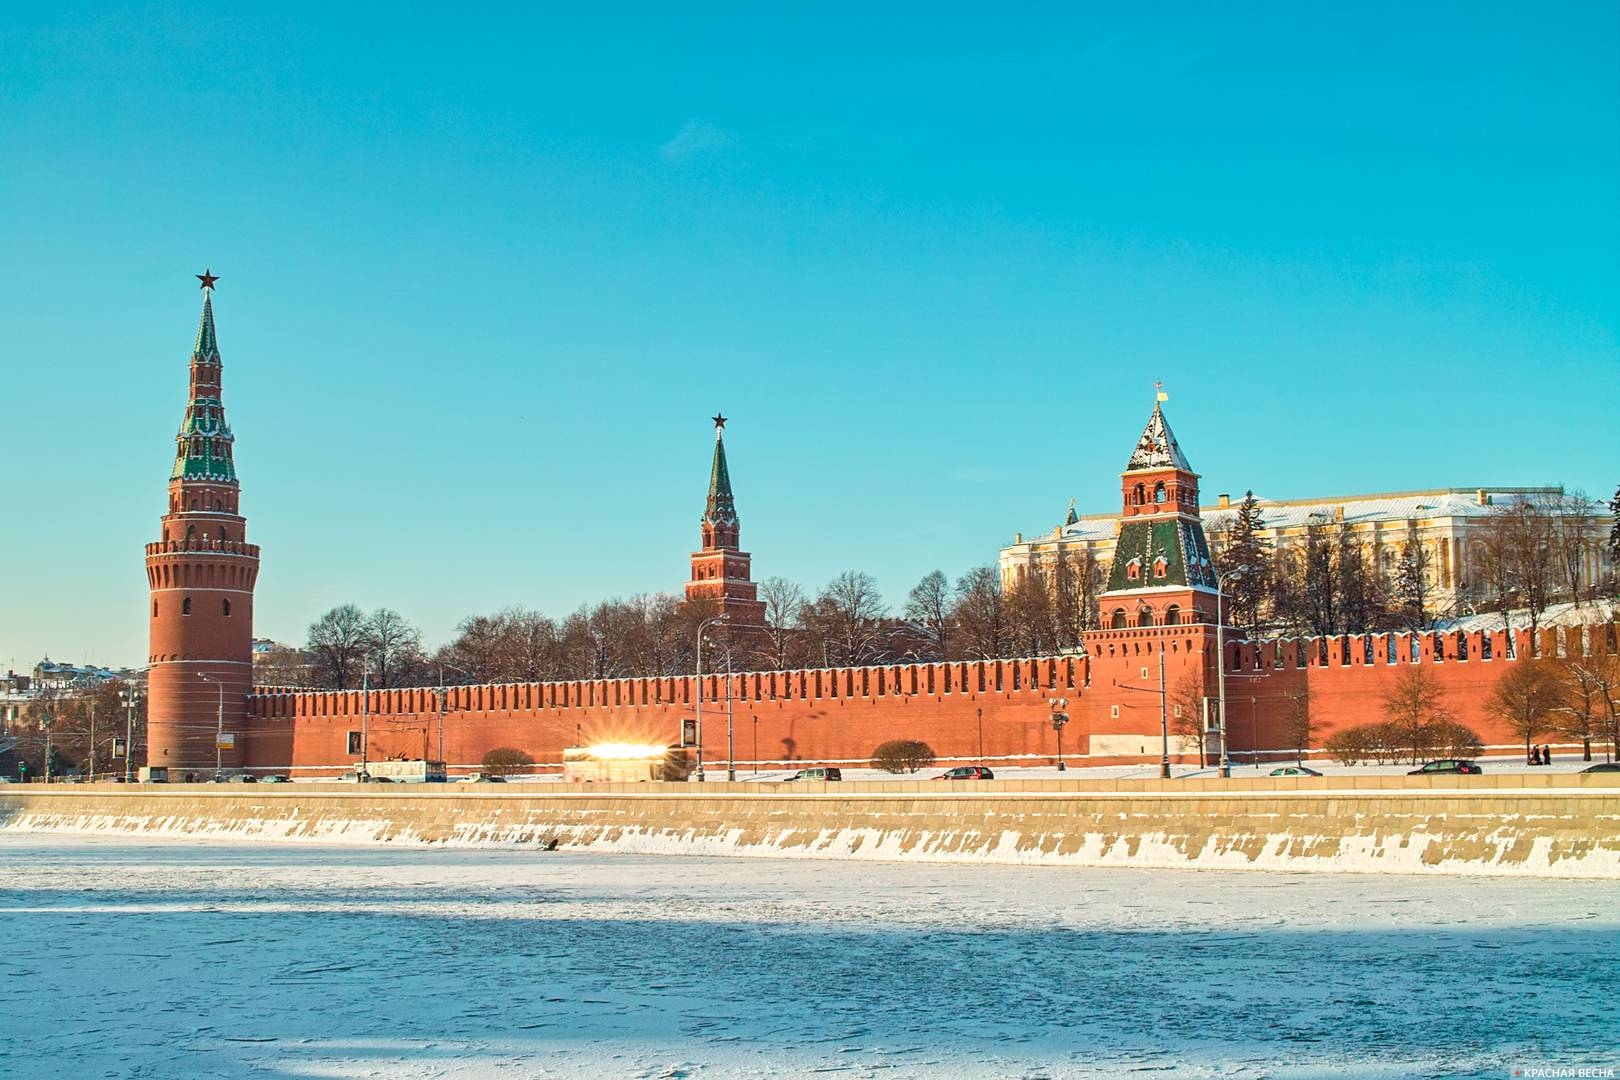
683;414;765;627
144;272;260;774
1096;389;1219;627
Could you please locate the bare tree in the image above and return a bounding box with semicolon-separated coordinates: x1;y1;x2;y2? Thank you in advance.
756;577;805;671
1281;686;1313;764
440;614;505;683
952;566;1009;660
1170;672;1207;765
904;570;952;662
803;572;887;667
307;604;371;689
1380;664;1451;765
1549;489;1595;606
1488;660;1561;764
1483;497;1558;647
1052;549;1102;647
364;608;425;688
1006;565;1059;658
490;607;563;682
1553;658;1603;762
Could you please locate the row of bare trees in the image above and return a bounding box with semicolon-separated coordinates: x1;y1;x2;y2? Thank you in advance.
283;555;1109;689
1212;489;1611;639
1320;653;1620;766
7;680;148;780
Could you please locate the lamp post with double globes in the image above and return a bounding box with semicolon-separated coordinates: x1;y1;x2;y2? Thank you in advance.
1049;697;1069;772
693;613;730;782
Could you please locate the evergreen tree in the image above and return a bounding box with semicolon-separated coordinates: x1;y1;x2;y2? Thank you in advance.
1214;491;1271;633
1609;485;1620;595
1393;521;1432;631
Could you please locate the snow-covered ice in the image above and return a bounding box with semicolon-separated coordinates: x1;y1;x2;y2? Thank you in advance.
0;835;1614;1078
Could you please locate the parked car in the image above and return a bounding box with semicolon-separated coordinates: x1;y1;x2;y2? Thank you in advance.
1269;766;1323;777
1408;759;1483;775
933;766;995;781
1580;762;1620;773
460;773;507;784
260;775;291;784
784;767;842;782
225;773;258;783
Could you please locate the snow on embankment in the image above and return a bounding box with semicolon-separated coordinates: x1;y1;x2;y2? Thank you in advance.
2;778;1618;877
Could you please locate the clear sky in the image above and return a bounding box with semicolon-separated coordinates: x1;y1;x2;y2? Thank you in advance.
2;3;1616;671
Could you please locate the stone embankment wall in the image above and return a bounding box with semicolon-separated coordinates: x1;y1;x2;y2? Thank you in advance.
4;775;1618;878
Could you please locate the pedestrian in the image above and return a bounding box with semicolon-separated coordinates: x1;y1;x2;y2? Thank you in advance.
1542;744;1552;766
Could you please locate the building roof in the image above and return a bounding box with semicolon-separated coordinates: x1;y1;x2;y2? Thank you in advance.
1125;402;1192;473
1024;487;1596;549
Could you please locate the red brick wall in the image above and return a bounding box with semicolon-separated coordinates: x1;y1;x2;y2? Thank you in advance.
241;622;1619;775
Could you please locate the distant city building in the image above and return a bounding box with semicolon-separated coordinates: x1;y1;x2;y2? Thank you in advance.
31;658;124;690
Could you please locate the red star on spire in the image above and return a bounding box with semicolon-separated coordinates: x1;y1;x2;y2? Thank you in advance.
196;269;219;291
712;413;727;430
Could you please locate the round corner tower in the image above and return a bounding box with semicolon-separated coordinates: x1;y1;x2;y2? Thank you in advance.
144;273;260;773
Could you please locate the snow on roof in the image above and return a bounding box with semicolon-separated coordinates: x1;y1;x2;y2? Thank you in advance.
1125;403;1191;473
1432;598;1617;634
1017;487;1597;549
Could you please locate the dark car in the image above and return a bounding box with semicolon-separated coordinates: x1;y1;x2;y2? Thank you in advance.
1269;766;1323;777
784;767;842;782
933;766;995;781
1408;759;1483;775
1581;762;1620;773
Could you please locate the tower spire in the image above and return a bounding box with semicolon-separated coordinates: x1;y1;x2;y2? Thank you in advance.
704;414;737;531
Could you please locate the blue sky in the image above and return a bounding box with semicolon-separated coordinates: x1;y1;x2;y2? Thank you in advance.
2;3;1616;669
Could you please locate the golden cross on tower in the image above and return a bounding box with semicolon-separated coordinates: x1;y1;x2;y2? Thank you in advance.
1154;379;1168;403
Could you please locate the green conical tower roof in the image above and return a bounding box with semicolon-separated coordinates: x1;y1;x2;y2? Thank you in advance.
193;290;220;361
171;279;238;484
703;415;737;527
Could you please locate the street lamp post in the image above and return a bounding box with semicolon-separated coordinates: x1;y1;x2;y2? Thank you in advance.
694;613;730;782
1049;697;1069;771
359;659;371;780
119;687;141;783
197;672;224;780
725;644;735;782
977;707;984;765
1215;570;1232;780
435;661;473;778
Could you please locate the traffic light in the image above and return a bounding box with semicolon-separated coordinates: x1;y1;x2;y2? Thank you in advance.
17;762;28;781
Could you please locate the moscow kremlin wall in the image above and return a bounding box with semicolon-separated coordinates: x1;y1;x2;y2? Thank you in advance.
146;282;1619;777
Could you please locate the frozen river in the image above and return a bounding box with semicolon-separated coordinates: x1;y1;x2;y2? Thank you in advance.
0;836;1613;1078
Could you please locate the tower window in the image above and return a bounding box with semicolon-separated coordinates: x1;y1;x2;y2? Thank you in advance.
182;596;192;616
152;600;159;618
1154;482;1166;503
223;598;232;617
1133;483;1145;506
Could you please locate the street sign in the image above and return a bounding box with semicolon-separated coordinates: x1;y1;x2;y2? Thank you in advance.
216;732;236;749
680;719;697;746
112;737;127;758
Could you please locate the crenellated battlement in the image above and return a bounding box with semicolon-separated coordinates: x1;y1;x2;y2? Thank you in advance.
249;656;1090;720
1221;620;1620;673
145;539;261;558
